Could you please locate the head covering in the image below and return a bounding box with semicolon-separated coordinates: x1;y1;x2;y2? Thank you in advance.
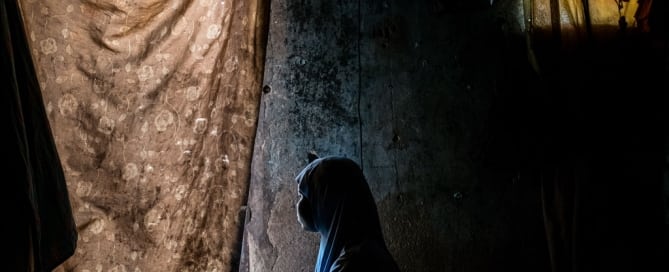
295;156;400;272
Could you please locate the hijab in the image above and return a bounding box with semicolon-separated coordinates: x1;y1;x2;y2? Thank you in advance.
295;156;400;272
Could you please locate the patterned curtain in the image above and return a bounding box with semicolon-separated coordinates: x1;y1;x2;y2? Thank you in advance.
19;0;269;271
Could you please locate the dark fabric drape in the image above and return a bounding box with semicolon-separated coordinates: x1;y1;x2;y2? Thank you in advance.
526;1;669;271
1;0;77;271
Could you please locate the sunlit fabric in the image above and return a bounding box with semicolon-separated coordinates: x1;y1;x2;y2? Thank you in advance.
525;0;640;30
295;156;400;272
18;0;269;271
522;0;649;73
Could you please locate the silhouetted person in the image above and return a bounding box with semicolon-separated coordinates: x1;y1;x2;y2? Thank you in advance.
295;154;401;272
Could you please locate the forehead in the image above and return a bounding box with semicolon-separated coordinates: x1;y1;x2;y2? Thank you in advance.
295;160;319;194
295;157;325;180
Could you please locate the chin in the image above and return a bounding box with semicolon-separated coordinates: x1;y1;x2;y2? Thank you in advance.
302;224;317;232
298;217;317;232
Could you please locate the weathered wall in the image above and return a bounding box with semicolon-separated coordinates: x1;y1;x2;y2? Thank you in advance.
241;1;550;272
242;0;361;271
242;0;669;271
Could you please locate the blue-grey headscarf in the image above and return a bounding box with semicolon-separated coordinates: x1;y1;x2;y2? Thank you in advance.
295;156;400;272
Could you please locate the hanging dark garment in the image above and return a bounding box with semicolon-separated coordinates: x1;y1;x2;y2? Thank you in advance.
1;0;77;271
527;1;668;271
295;156;400;272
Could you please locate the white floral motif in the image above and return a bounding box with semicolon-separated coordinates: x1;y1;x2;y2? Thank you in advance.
144;209;161;230
58;93;78;117
189;44;202;53
89;219;105;234
122;163;139;181
144;164;154;173
136;65;153;81
206;24;221;39
75;182;93;196
165;239;177;250
207;259;223;272
174;185;186;201
154;110;174;132
61;28;70;39
40;38;57;55
186;86;201;101
214;155;230;172
193;118;208;134
97;116;114;135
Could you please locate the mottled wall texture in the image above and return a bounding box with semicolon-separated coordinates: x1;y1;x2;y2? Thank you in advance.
242;0;536;271
242;0;669;272
20;0;269;271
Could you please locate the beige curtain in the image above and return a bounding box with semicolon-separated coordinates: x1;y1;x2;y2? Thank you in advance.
19;0;268;271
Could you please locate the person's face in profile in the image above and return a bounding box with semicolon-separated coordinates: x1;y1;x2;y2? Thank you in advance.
296;178;317;232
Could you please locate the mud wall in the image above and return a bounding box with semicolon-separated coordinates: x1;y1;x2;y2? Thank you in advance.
240;1;550;272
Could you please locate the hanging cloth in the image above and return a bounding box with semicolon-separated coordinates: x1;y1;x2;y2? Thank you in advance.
1;0;77;271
